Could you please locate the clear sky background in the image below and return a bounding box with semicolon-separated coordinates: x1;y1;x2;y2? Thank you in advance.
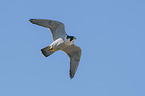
0;0;145;96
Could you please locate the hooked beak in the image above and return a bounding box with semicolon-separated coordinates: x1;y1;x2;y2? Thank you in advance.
73;37;76;40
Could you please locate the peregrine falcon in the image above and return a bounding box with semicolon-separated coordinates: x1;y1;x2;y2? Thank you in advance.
29;19;81;79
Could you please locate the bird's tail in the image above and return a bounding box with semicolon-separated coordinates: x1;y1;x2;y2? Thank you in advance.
41;46;56;57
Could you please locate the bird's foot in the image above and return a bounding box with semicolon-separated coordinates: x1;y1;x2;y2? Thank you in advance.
49;46;53;50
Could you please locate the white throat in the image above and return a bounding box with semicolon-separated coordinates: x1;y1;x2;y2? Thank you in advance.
64;36;74;46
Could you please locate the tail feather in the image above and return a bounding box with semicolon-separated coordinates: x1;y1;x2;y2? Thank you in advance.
41;46;55;57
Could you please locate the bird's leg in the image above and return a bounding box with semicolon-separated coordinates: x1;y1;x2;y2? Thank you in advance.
49;46;53;50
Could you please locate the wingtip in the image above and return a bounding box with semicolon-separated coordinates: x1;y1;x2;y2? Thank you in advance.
70;77;73;79
69;72;75;79
29;19;36;23
29;19;32;21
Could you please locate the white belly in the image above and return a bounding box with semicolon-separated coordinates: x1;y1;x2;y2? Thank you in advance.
50;38;64;49
49;37;73;50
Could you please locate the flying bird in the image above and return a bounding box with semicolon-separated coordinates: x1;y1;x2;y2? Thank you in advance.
29;19;81;79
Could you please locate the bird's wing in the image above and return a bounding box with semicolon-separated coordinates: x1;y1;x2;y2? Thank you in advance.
61;44;81;79
29;19;67;40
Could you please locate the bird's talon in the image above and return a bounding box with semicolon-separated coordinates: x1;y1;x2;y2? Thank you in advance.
49;46;53;50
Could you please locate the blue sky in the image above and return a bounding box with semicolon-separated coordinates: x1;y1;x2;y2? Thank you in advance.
0;0;145;96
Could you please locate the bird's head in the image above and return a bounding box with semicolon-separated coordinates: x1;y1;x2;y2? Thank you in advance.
67;35;76;42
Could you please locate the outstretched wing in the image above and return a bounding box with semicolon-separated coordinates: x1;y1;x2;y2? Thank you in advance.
29;19;67;40
61;44;81;79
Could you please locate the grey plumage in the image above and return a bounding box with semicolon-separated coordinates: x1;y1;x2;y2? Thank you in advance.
62;44;81;79
41;46;55;57
29;19;81;79
29;19;66;40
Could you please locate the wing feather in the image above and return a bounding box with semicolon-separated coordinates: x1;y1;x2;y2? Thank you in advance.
61;44;81;79
29;19;67;40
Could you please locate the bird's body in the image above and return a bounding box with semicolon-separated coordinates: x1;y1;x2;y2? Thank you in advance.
49;35;74;50
29;19;81;79
49;38;65;51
